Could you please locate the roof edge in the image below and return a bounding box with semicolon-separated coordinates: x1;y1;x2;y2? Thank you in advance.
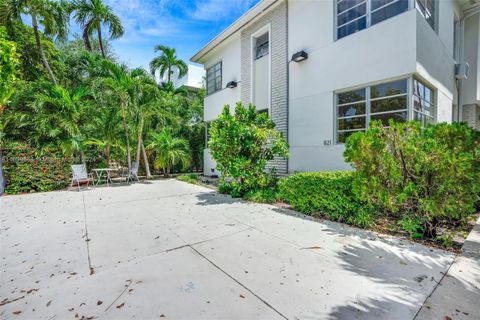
190;0;279;63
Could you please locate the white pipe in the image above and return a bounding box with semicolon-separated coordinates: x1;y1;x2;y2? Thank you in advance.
457;4;480;122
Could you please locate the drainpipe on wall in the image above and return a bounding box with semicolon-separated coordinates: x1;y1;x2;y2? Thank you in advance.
457;3;480;122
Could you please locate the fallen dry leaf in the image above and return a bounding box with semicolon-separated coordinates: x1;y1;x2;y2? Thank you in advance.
116;302;125;309
13;311;22;315
239;294;245;299
97;300;103;306
46;300;52;307
300;246;323;250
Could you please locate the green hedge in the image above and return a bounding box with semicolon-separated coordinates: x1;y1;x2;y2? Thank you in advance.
3;143;71;194
278;171;375;228
344;121;480;237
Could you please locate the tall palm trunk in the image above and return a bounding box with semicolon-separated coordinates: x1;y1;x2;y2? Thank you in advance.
97;22;106;58
105;144;110;164
167;66;171;83
83;28;93;51
121;107;131;170
80;151;86;165
135;119;143;170
141;142;151;178
31;12;57;85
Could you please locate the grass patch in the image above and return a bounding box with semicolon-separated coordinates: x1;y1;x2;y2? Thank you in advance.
176;173;200;185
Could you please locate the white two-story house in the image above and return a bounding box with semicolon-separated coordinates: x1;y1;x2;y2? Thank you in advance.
191;0;480;175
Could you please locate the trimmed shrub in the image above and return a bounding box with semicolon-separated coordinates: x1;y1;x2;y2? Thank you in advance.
244;188;279;204
209;103;289;197
344;121;480;237
3;142;71;194
278;171;375;228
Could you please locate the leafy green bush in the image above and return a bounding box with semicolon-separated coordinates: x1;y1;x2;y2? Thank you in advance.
0;26;19;106
278;172;375;228
209;103;288;196
344;120;480;237
3;142;71;194
244;188;279;204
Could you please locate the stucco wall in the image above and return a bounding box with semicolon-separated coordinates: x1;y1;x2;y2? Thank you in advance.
202;35;242;176
200;0;473;175
288;3;420;172
463;13;480;106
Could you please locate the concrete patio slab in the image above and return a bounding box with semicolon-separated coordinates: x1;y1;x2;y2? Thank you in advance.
1;246;282;320
415;217;480;320
0;180;470;319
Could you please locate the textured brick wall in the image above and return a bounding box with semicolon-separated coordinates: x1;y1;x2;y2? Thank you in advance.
462;104;480;129
240;0;288;173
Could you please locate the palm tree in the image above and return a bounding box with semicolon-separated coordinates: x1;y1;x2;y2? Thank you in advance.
150;45;188;84
85;105;123;164
99;60;140;170
129;68;158;178
0;0;69;84
30;84;90;161
71;0;123;57
147;127;190;177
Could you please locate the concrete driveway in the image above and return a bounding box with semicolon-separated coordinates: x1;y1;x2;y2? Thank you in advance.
0;180;455;319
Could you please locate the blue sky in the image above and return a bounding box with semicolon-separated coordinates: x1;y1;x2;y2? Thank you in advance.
74;0;261;70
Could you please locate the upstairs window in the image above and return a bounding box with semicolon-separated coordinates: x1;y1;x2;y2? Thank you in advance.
254;32;269;60
206;62;222;95
336;0;409;40
415;0;436;30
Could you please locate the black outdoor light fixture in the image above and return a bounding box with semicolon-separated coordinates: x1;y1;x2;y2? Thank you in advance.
226;81;238;89
291;50;308;62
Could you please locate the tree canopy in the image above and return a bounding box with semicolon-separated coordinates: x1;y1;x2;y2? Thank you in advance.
0;0;205;193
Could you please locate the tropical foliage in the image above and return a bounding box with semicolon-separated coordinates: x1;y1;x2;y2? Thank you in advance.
278;172;376;228
208;103;289;197
0;0;204;194
0;26;18;107
344;120;480;237
148;127;190;177
150;45;188;84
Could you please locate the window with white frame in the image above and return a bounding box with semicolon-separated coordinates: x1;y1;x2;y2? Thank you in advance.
415;0;436;30
206;62;222;95
255;32;269;60
336;0;409;40
336;78;434;143
413;79;435;126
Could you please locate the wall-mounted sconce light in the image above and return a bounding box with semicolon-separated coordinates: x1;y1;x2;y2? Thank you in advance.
226;81;238;89
291;50;308;63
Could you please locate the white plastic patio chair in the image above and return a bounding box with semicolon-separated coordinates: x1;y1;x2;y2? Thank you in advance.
126;161;140;182
70;164;94;190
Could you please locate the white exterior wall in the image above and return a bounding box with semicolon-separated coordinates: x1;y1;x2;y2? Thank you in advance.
196;0;476;175
253;54;269;110
169;64;205;89
463;13;480;106
288;2;459;172
202;35;242;175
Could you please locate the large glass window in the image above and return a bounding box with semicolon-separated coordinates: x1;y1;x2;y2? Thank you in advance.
415;0;436;30
206;62;222;95
336;0;410;39
413;79;435;126
336;78;434;143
